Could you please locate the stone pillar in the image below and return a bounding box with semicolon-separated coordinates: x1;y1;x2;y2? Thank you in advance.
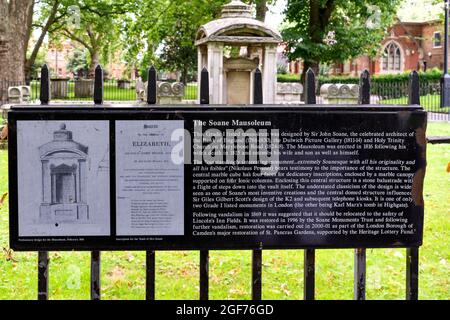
51;173;56;203
78;160;86;203
41;160;51;203
207;43;224;104
262;45;277;104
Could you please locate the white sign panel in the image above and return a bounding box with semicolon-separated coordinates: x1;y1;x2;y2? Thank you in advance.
115;120;184;236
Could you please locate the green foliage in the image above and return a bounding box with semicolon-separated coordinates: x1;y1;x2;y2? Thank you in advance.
282;0;401;67
66;48;89;77
277;68;444;84
123;0;228;83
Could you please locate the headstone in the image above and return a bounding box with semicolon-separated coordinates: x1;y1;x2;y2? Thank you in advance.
157;82;185;104
51;78;69;99
8;87;22;103
276;82;303;103
20;86;31;102
74;79;94;98
320;83;359;104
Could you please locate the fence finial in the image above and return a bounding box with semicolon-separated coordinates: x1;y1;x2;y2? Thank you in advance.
93;65;104;105
408;70;420;105
200;67;209;105
305;68;316;104
253;67;263;104
358;69;371;105
147;66;157;104
40;64;50;105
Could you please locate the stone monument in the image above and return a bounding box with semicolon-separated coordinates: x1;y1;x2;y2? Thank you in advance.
195;0;282;104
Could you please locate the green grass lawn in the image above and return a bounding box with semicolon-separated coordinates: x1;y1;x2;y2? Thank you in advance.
381;94;450;114
0;122;448;300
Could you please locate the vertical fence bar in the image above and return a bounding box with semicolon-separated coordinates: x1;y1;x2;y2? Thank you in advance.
94;65;104;105
252;250;262;300
91;65;103;300
145;61;156;299
406;247;419;300
39;64;50;105
37;251;49;300
253;68;263;104
147;66;157;104
146;250;156;300
354;248;366;300
38;65;50;300
251;70;263;300
304;249;315;300
199;67;210;299
304;68;316;105
406;71;420;300
91;251;101;300
354;70;370;300
303;68;316;300
408;71;420;105
200;250;209;300
200;67;209;105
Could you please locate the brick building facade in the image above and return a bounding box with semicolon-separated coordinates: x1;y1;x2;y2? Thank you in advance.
331;19;446;76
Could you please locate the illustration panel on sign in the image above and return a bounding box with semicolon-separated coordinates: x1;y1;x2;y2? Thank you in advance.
17;121;110;236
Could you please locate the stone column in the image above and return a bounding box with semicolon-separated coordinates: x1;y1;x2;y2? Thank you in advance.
78;159;86;203
51;173;56;203
41;160;51;203
207;43;224;104
262;45;277;104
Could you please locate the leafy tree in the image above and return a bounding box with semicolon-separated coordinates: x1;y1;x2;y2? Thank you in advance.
282;0;401;83
67;48;89;78
123;0;228;84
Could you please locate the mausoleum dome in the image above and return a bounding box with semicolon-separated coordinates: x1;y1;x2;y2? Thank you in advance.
39;123;88;158
195;0;282;45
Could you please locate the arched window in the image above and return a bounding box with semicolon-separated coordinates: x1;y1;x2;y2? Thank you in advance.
382;42;402;72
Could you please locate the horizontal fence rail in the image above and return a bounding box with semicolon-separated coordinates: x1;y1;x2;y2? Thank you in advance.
6;64;425;300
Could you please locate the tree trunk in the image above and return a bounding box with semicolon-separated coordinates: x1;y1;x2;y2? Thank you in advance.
0;0;34;101
255;0;267;22
301;60;319;101
88;50;100;78
25;0;59;81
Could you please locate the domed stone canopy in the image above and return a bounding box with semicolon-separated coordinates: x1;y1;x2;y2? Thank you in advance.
195;1;281;105
195;0;281;45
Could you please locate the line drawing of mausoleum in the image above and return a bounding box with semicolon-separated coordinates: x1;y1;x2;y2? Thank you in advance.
39;123;89;224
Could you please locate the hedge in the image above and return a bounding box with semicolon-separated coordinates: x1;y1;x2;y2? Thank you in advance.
277;68;443;84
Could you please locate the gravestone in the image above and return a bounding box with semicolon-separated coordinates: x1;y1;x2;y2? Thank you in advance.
51;78;69;99
276;82;303;103
320;83;359;104
74;79;94;98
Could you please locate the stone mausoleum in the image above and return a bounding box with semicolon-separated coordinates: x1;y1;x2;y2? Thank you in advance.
195;0;282;104
39;123;89;224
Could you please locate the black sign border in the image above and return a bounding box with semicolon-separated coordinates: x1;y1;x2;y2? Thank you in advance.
8;105;426;251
